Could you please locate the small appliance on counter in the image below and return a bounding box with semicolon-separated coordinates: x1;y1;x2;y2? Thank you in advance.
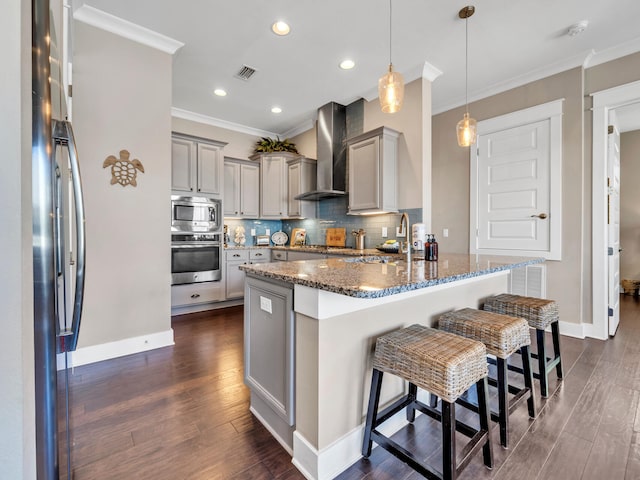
352;229;366;250
255;235;270;246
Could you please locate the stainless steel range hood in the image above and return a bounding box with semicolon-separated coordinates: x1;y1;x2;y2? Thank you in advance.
295;102;347;200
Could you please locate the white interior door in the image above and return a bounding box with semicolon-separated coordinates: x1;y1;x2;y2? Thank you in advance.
471;100;563;260
477;120;550;251
607;120;621;336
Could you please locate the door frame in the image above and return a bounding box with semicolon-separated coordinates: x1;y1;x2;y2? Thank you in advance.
591;79;640;340
470;99;564;260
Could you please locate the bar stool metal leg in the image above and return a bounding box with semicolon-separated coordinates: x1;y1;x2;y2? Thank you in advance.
476;377;493;470
536;329;549;397
441;401;456;480
521;345;536;418
496;358;508;448
362;368;383;457
407;382;418;422
551;321;564;379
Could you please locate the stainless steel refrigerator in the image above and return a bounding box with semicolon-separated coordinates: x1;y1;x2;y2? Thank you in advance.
32;0;86;478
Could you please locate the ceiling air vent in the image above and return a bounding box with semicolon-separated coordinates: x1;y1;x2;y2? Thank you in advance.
235;65;257;81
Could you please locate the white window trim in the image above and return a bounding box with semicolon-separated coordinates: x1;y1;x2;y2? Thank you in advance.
470;99;564;260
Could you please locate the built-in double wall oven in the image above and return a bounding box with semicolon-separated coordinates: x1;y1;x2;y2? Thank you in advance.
171;195;222;285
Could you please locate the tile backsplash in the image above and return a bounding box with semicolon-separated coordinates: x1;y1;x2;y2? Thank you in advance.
224;195;422;249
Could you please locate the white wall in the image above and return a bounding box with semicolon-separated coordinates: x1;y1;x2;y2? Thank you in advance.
1;0;36;477
620;130;640;282
172;117;258;160
72;21;173;350
363;78;431;216
432;68;585;327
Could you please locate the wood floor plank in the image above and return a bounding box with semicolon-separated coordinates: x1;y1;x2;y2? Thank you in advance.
60;299;640;479
535;431;591;480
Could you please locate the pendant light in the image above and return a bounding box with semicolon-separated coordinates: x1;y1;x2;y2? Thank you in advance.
378;0;404;113
456;5;477;147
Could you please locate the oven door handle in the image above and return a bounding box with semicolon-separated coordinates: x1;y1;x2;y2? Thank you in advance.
171;243;221;249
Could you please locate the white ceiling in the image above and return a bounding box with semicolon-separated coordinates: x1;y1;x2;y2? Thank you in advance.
75;0;640;137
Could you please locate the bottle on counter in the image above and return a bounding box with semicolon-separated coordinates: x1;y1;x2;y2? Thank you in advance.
428;234;438;261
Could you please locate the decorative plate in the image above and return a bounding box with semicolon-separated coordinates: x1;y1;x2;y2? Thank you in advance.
271;231;289;246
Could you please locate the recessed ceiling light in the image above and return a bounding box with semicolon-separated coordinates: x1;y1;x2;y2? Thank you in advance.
272;21;290;36
213;88;227;97
271;106;282;114
340;59;355;70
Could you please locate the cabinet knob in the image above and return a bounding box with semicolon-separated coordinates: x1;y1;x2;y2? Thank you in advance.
191;293;200;299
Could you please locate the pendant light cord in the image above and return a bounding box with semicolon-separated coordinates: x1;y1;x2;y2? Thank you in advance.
465;14;469;115
389;0;393;66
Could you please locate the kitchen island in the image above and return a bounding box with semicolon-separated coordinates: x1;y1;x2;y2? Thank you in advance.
240;253;543;480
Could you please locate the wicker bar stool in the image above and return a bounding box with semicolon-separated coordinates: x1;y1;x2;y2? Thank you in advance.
438;308;536;448
362;324;493;480
484;294;563;397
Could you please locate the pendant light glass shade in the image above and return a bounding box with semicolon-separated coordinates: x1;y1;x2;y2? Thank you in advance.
379;0;403;113
457;5;476;147
379;64;404;113
456;112;477;147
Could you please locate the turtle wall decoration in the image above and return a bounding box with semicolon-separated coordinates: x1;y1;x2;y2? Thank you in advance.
103;149;145;187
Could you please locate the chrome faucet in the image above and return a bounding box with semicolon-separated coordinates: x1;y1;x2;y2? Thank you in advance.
399;212;411;263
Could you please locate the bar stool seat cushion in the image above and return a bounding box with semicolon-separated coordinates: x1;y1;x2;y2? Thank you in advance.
438;308;530;358
373;324;488;403
484;294;559;330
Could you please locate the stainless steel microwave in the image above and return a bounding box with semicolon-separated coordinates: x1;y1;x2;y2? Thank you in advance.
171;195;221;233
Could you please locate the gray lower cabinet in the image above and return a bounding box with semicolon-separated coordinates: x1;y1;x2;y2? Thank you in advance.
171;281;225;309
244;275;295;430
225;248;271;300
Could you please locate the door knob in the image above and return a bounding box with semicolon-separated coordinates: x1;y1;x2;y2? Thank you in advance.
531;213;548;219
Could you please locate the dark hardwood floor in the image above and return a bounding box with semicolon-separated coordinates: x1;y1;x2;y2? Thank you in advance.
59;296;640;479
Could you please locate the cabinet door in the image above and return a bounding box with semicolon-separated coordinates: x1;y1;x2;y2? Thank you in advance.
287;161;302;217
197;143;223;195
225;249;248;299
349;136;380;211
244;277;294;425
260;156;287;218
224;162;241;216
171;137;196;193
240;163;260;217
225;260;247;299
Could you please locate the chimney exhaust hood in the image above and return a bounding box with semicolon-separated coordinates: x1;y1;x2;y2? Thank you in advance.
295;102;347;201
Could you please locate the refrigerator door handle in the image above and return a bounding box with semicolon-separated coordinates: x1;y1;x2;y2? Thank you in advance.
53;119;86;353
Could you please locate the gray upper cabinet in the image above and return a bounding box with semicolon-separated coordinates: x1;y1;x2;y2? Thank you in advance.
287;157;317;219
347;127;400;214
171;134;226;196
224;158;260;218
252;152;300;219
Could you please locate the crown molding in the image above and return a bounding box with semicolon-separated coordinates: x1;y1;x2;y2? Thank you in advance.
432;50;592;115
280;119;315;139
171;108;277;138
74;5;184;54
433;40;640;115
586;36;640;68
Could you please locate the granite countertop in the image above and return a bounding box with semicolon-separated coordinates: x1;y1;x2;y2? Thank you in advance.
239;253;544;298
225;244;387;257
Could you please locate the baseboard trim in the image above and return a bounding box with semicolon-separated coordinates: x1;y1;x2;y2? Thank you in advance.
558;320;586;339
292;409;411;480
56;329;174;369
249;405;293;456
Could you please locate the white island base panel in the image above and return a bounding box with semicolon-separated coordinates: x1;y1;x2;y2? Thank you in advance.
291;271;510;480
